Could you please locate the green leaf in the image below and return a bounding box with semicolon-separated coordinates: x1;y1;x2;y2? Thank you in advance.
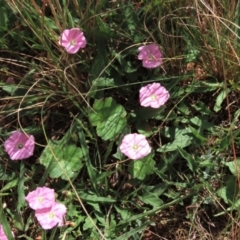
214;89;229;112
89;97;127;140
115;221;151;240
17;162;25;212
39;141;84;181
13;211;24;231
128;152;155;180
0;178;18;192
225;159;240;176
2;84;17;94
0;164;14;181
217;176;238;204
0;200;14;240
139;191;163;208
177;147;197;172
83;217;97;231
157;127;192;152
134;107;165;121
92;77;115;87
78;191;116;203
189;126;207;142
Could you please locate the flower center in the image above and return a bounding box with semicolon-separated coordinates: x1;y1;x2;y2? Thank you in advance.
151;94;157;101
37;196;44;203
17;143;24;149
48;212;55;219
70;40;76;46
132;144;139;150
148;55;154;60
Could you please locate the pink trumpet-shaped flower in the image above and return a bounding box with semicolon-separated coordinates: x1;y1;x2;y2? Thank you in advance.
139;82;170;108
120;133;151;160
4;130;35;160
138;43;163;68
35;202;67;229
25;187;56;210
59;28;87;54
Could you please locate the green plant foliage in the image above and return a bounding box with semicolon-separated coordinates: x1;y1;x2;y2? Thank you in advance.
1;0;240;238
39;141;84;180
128;152;155;180
157;127;193;152
89;97;127;140
225;160;240;176
217;176;239;204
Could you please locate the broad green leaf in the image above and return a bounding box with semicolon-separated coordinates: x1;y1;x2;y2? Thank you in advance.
39;141;84;181
92;77;115;87
128;152;155;180
114;206;132;221
217;176;238;204
89;97;127;140
158;127;192;152
2;84;17;94
139;191;163;208
177;102;190;115
83;217;97;231
143;183;168;197
190;116;203;126
225;160;240;176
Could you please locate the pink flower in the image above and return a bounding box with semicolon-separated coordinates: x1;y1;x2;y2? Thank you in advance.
35;202;67;229
4;130;35;160
58;28;87;54
138;43;162;68
139;82;170;108
25;187;56;210
0;224;14;240
120;133;151;160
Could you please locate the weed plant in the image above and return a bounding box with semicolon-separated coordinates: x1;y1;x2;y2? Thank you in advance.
0;0;240;239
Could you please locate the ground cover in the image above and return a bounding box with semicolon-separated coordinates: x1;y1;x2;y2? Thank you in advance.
0;0;240;239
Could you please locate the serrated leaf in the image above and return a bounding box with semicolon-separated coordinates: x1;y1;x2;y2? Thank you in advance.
39;141;84;180
128;152;155;180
